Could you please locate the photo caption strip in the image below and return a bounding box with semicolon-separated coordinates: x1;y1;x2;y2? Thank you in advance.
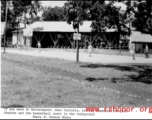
0;107;152;119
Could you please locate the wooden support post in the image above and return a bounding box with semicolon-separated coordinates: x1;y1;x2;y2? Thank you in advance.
109;33;111;50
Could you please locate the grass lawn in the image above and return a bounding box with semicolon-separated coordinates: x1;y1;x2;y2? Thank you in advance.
1;53;152;108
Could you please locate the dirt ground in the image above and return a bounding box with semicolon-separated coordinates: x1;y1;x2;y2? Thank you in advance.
1;53;152;108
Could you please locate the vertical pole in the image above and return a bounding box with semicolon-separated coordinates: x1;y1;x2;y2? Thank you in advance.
4;1;8;53
24;12;27;47
129;0;131;50
16;17;19;47
109;33;111;50
76;3;79;62
84;34;86;50
76;27;79;62
55;32;56;48
19;23;22;50
119;34;121;54
118;10;121;54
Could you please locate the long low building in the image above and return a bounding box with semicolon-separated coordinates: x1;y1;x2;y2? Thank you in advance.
13;21;122;49
130;31;152;54
11;21;152;53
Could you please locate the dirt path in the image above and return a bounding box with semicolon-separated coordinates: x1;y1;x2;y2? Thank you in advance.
3;48;152;64
2;57;152;103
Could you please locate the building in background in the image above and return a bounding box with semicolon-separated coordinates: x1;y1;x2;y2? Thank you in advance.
130;30;152;54
1;22;5;46
1;22;12;47
19;21;122;49
11;23;25;47
12;29;24;47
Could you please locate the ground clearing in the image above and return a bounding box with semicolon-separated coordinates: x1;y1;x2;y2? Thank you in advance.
1;53;152;107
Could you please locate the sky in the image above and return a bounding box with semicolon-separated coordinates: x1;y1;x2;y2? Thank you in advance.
40;1;67;7
40;1;126;10
38;1;126;17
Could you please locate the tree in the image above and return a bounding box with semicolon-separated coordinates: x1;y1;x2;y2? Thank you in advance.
11;1;26;46
65;0;97;31
1;1;17;28
18;0;43;26
131;1;152;35
146;0;152;16
65;0;92;61
1;1;18;47
91;1;131;34
2;0;43;30
1;0;43;48
90;0;133;51
26;0;43;24
42;6;65;21
13;0;43;48
65;0;131;36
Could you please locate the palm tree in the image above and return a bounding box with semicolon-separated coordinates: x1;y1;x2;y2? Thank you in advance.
22;0;43;47
23;0;43;26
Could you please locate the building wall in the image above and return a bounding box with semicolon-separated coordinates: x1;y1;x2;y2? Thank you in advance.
149;49;152;54
143;43;152;54
26;37;32;47
135;43;152;54
12;32;24;46
12;33;17;45
135;43;143;53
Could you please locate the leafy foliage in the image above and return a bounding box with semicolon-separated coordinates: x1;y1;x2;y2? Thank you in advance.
42;6;65;21
65;0;131;35
65;1;94;30
1;0;43;30
91;2;119;32
91;1;132;36
26;0;43;20
131;1;152;35
1;1;17;31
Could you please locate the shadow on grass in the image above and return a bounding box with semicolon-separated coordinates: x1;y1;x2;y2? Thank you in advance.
81;64;152;84
2;104;24;108
85;77;130;83
80;64;137;71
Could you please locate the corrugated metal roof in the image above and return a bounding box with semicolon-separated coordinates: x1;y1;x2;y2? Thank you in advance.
28;21;116;32
131;31;152;43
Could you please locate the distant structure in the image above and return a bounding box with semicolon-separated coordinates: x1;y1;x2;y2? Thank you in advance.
12;21;123;50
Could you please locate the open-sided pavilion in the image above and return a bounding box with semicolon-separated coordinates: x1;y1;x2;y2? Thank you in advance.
23;21;122;49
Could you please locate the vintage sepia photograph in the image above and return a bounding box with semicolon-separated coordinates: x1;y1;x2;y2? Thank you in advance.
1;0;152;118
